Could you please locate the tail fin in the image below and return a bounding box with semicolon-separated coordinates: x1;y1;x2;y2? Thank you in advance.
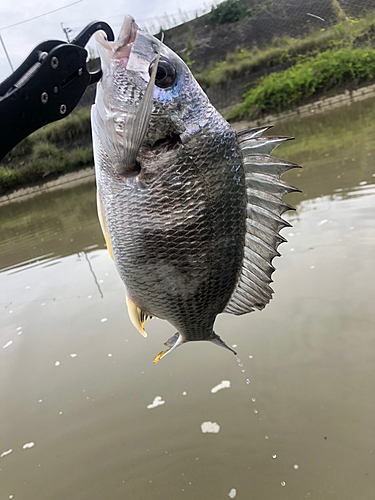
210;333;237;355
154;332;237;364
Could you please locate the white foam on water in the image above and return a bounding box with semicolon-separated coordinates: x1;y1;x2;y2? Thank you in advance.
211;380;231;393
228;488;237;498
147;396;165;409
3;341;13;349
1;449;12;458
22;442;35;449
201;421;220;433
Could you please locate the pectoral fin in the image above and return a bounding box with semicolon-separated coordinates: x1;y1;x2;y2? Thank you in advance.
210;333;237;355
126;296;152;338
121;33;164;172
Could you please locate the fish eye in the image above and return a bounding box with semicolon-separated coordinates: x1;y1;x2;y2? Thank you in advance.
149;57;176;88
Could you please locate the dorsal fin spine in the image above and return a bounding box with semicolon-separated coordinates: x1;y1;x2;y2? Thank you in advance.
224;127;300;316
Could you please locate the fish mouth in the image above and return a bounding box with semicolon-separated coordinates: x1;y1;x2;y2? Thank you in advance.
95;15;138;68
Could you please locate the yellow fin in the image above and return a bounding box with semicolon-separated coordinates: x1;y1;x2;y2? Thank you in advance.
154;346;171;364
153;334;184;363
126;296;152;338
97;190;113;260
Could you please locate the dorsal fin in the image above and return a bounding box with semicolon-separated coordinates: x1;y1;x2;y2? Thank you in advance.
224;128;300;316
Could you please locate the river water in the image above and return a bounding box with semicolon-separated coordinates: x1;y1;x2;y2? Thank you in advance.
1;96;374;499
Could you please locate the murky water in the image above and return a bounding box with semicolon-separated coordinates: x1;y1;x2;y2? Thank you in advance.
1;97;374;500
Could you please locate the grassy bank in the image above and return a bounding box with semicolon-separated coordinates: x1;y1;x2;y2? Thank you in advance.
0;109;93;194
227;46;375;121
196;14;375;88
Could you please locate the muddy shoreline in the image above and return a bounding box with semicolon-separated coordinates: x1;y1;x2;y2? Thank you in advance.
1;81;375;206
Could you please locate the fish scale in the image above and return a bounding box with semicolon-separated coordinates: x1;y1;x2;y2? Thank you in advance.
99;123;246;341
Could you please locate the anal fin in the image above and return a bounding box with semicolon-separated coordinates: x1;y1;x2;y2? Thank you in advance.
126;296;153;338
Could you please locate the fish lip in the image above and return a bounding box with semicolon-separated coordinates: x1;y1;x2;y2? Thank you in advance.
95;15;138;68
114;20;138;68
117;15;137;47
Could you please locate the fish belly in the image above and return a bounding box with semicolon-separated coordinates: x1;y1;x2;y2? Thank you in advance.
100;143;246;341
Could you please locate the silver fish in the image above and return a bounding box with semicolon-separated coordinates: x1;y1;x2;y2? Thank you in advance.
91;16;299;363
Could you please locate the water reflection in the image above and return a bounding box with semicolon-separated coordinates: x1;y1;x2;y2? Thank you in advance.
0;182;104;271
0;96;374;500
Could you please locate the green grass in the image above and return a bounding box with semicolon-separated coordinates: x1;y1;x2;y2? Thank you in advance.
0;108;93;194
196;14;375;88
227;46;375;121
32;108;91;145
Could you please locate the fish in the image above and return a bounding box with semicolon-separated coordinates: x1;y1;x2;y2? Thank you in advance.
91;15;299;363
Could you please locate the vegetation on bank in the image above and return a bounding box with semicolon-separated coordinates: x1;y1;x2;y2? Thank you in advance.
227;46;375;121
196;14;375;88
0;109;92;194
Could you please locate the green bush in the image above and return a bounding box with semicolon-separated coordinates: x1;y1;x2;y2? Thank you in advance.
208;0;251;25
227;46;375;121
